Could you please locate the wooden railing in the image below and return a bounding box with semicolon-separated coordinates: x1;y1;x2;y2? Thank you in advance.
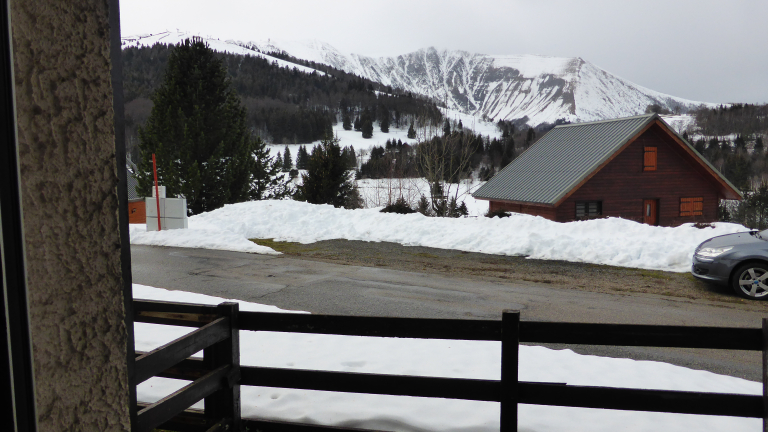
133;299;768;432
133;301;240;432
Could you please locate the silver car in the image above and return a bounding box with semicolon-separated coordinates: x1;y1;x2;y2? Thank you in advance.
691;230;768;300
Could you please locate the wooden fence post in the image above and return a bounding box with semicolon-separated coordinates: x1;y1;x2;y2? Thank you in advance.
501;310;520;432
762;318;767;432
204;302;241;430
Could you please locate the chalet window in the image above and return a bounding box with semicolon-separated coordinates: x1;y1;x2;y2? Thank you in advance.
680;197;703;217
576;201;602;219
644;147;657;171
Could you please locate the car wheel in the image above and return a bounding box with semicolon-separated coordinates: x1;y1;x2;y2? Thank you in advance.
732;263;768;300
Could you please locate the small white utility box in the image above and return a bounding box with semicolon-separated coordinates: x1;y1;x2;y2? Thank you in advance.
152;185;166;198
146;195;188;231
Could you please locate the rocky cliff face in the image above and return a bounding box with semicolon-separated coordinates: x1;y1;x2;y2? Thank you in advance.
253;39;709;125
124;32;711;126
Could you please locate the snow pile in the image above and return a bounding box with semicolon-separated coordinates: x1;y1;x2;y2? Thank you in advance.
130;200;749;272
135;284;761;432
129;224;279;255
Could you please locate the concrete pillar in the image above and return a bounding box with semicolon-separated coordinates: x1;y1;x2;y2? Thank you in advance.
10;0;131;430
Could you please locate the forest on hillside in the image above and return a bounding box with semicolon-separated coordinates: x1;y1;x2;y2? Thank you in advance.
122;43;443;164
683;103;768;227
687;104;768;192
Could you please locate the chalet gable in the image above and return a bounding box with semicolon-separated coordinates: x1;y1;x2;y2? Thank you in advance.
473;114;742;206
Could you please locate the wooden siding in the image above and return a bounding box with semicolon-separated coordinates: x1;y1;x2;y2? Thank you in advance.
489;200;557;220
128;199;146;224
556;123;721;226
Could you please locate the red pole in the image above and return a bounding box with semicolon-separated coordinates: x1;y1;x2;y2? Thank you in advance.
152;153;161;231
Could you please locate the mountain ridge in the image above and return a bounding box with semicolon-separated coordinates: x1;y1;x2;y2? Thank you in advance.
248;38;712;125
123;31;714;126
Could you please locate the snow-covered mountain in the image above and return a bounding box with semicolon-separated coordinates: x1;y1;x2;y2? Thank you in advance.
121;31;325;76
123;32;712;126
250;39;711;125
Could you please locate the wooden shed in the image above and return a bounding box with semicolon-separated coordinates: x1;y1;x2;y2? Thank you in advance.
473;114;742;226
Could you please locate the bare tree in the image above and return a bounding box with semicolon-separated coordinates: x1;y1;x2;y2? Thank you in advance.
415;118;476;216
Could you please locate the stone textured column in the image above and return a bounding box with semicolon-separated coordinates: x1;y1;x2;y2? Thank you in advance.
10;0;131;430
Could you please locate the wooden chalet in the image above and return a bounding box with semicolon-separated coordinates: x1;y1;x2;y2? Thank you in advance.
473;114;742;226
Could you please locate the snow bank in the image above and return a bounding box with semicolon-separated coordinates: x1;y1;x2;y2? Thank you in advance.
129;224;279;255
130;200;748;272
135;285;761;432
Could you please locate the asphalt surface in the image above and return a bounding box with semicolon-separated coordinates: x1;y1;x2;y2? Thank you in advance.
131;244;768;382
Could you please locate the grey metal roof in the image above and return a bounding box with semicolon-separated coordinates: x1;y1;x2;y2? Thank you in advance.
126;157;142;200
127;174;141;200
474;114;658;205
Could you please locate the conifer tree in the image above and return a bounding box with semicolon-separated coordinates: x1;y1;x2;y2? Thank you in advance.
294;135;357;208
525;127;536;148
443;119;451;136
346;146;357;169
250;136;291;200
283;146;292;172
296;145;309;169
361;108;373;139
137;38;274;215
735;135;747;151
354;116;361;131
342;112;352;131
694;139;706;155
501;137;516;167
407;120;416;139
380;106;390;133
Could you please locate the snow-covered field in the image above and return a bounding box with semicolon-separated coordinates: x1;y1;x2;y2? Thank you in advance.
130;200;749;272
135;284;761;432
266;122;419;163
266;109;502;166
356;177;486;215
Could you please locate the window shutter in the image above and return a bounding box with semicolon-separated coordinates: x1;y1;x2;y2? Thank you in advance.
644;147;657;171
692;197;703;216
680;197;703;216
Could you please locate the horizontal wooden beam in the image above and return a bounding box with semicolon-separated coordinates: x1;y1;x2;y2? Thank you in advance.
239;311;502;340
236;311;762;350
519;382;762;418
135;317;229;384
146;357;760;418
519;322;763;350
135;364;232;432
134;299;220;315
243;366;501;401
134;299;218;327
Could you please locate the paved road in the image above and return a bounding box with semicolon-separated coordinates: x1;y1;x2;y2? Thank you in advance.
131;245;767;381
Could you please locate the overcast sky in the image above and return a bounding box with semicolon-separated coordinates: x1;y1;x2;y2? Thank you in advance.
120;0;768;105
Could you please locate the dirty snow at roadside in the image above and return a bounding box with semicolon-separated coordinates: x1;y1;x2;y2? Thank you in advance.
135;284;761;432
129;223;278;255
130;200;749;272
